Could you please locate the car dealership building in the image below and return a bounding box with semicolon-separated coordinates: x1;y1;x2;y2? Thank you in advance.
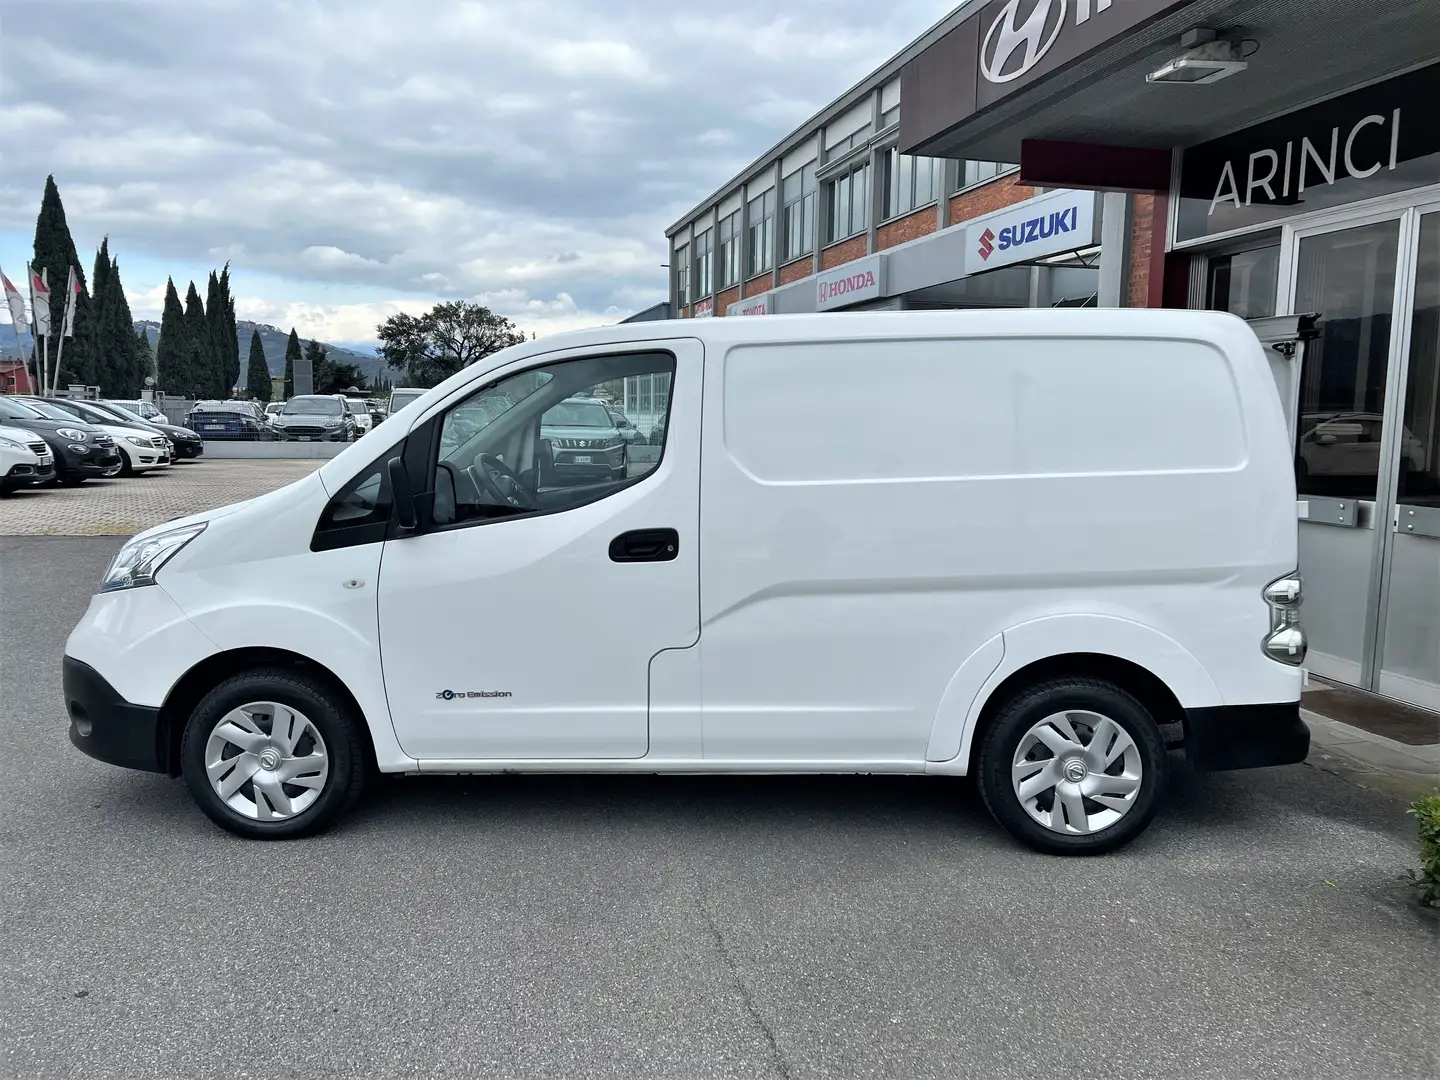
666;0;1440;711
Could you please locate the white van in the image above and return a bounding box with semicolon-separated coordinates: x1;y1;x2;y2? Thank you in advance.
63;311;1309;853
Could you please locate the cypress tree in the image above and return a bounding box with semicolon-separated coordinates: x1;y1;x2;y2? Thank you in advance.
205;270;228;397
246;329;271;402
31;175;96;387
219;264;240;393
90;238;113;390
284;327;301;398
154;278;186;395
108;257;138;396
133;329;155;396
183;281;209;399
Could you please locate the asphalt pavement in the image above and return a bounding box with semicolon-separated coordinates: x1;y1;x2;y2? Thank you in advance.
1;536;1436;1080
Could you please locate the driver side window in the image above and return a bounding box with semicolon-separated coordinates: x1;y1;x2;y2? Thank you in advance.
432;350;675;528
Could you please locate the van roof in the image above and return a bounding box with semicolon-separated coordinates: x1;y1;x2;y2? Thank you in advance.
518;308;1253;354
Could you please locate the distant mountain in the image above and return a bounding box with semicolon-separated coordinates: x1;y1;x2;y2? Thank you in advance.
131;320;386;389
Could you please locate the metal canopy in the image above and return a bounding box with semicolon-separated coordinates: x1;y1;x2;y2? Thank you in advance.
918;0;1440;162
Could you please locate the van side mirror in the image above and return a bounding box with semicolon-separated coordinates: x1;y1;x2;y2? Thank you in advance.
388;457;417;530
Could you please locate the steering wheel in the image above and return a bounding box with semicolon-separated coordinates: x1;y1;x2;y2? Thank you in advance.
471;453;538;510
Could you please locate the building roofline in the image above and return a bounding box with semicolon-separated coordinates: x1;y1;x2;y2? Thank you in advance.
664;0;986;238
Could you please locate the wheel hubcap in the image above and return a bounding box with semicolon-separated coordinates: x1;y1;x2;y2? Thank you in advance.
203;702;329;821
1011;710;1143;836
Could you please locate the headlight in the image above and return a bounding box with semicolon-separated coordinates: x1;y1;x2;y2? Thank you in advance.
323;419;341;427
56;427;87;441
0;432;28;449
100;522;207;592
124;435;150;447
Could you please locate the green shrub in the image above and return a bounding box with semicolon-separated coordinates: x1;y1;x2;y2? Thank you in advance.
1402;792;1440;908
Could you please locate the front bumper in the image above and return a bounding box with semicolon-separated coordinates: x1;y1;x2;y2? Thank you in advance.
59;446;124;477
63;655;167;774
4;459;55;487
1185;702;1310;771
174;440;204;458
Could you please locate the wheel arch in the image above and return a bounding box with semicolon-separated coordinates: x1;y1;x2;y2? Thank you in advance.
157;647;377;777
926;614;1220;773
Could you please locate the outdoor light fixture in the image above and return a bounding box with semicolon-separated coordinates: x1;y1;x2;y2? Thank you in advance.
1147;28;1250;86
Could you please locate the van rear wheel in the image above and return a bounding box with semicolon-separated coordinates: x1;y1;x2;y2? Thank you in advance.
976;677;1167;855
180;667;367;839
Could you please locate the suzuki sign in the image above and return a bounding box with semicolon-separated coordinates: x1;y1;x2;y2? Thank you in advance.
964;188;1099;275
816;254;887;310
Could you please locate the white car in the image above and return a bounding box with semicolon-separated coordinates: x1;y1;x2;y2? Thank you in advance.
63;310;1305;853
20;399;171;476
342;397;373;435
0;424;55;493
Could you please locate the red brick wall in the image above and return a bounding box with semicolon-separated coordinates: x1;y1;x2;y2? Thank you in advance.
820;235;867;270
679;304;690;319
949;175;1035;225
778;257;812;285
744;273;771;297
1127;192;1170;309
877;207;937;250
716;285;741;315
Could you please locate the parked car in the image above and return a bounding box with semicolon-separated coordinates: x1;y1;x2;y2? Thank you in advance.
605;407;646;445
186;400;278;441
387;387;426;416
342;397;373;436
89;401;204;460
62;311;1307;853
272;395;355;441
23;398;171;475
103;399;165;423
0;396;122;484
34;398;176;474
540;396;627;483
0;423;56;494
264;402;284;419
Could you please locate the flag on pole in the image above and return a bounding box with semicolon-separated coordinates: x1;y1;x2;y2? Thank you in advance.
0;265;26;330
62;265;80;337
29;266;51;336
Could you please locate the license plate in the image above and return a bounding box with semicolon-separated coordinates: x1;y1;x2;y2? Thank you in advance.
38;454;52;466
204;424;224;431
297;436;313;442
573;455;592;464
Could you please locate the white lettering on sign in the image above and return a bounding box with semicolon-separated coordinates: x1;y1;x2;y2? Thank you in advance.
1210;109;1401;216
691;297;714;318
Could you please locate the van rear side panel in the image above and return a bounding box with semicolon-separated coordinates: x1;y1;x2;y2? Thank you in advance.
696;315;1298;763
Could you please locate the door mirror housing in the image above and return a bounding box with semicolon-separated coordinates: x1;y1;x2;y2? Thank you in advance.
388;456;417;530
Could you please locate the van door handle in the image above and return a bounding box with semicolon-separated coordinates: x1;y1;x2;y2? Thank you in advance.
609;528;679;563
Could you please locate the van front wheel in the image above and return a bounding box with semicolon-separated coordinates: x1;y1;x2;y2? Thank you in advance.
180;667;368;839
976;677;1167;855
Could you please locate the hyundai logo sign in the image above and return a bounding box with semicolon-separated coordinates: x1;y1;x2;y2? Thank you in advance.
979;0;1115;85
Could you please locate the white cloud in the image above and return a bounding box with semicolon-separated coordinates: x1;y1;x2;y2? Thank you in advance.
3;0;954;345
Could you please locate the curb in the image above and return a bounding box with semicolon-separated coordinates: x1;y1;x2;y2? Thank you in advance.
1303;708;1439;801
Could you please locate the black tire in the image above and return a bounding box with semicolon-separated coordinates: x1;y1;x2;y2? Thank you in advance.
976;677;1167;856
180;666;368;839
118;454;135;477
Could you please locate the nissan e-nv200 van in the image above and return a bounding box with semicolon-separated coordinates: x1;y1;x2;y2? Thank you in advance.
63;310;1309;854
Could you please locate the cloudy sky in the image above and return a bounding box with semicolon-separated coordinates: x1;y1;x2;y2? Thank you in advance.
0;0;951;349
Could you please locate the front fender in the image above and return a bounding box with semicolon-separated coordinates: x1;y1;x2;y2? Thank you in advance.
183;602;413;771
925;614;1222;768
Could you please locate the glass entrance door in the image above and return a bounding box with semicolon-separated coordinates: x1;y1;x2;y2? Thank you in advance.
1289;218;1403;688
1376;209;1440;710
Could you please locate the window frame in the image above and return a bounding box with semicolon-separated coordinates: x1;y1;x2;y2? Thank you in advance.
826;163;869;244
674;242;690;307
692;228;714;298
310;436;404;551
747;189;775;277
718;210;742;289
780;163;816;264
413;350;679;537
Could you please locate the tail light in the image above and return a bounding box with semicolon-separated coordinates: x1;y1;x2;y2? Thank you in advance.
1262;571;1306;665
